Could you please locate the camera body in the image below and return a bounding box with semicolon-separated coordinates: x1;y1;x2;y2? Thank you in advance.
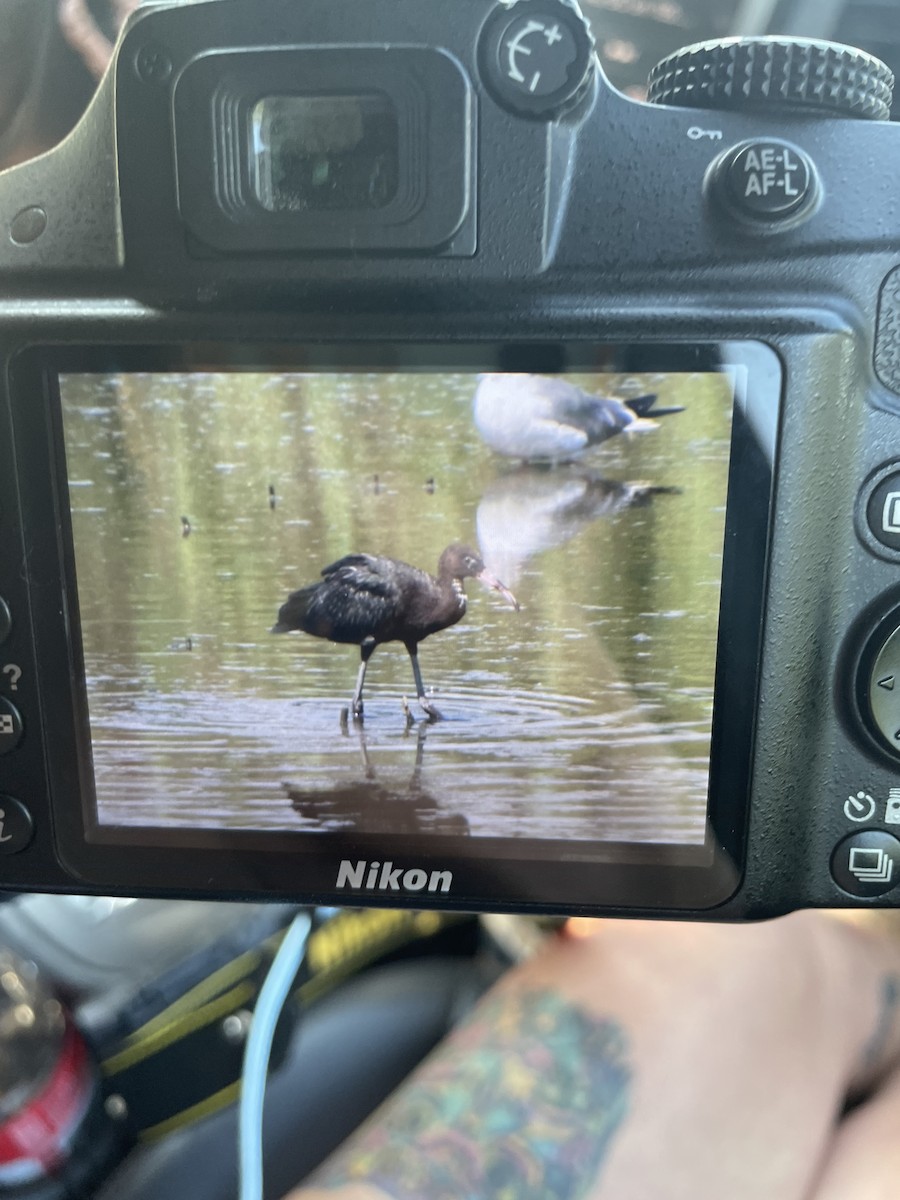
2;0;900;918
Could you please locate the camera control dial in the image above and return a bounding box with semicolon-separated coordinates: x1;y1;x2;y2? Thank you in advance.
863;621;900;754
647;38;894;121
478;0;596;118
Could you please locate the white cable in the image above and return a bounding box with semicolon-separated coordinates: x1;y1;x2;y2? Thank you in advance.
238;911;313;1200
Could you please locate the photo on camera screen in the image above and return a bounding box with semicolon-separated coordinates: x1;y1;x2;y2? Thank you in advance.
58;366;737;854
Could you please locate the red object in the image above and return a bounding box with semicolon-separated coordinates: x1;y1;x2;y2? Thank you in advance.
0;1022;93;1187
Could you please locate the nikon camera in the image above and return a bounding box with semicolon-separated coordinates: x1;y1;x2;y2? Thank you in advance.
1;0;899;919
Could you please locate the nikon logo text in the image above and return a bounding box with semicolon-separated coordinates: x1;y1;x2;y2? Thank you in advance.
336;860;453;894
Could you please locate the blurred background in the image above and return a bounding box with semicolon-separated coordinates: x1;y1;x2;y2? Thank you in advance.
1;0;898;174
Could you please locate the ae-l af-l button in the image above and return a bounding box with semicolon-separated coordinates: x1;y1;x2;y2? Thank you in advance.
711;138;818;227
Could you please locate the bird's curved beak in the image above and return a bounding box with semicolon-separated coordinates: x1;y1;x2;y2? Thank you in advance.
476;568;519;611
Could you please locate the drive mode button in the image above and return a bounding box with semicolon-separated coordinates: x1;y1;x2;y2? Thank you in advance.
832;830;900;898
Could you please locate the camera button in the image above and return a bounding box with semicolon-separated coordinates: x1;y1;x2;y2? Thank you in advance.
0;798;34;856
9;206;47;247
478;0;596;118
0;698;23;754
717;139;816;223
832;830;900;898
865;622;900;751
864;469;900;554
0;598;10;645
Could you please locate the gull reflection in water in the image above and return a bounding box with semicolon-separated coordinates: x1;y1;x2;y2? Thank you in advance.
283;720;470;837
476;466;678;585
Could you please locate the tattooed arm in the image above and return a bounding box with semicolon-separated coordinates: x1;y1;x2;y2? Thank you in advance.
286;914;900;1200
303;987;630;1200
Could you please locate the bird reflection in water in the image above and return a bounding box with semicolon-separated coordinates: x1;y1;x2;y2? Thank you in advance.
283;720;470;836
477;466;679;586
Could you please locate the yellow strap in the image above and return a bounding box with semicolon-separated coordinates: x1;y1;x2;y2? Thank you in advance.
298;910;448;1005
103;979;257;1075
119;946;264;1046
138;1080;242;1142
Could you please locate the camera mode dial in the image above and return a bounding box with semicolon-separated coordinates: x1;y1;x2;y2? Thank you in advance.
478;0;597;118
647;38;894;121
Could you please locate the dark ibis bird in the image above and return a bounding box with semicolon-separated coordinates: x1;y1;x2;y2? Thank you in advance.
473;373;684;462
272;544;519;720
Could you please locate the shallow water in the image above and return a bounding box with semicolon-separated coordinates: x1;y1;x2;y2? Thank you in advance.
60;369;733;845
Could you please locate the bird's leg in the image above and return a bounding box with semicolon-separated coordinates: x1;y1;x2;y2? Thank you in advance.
355;726;376;780
351;659;367;721
352;639;376;721
406;644;442;721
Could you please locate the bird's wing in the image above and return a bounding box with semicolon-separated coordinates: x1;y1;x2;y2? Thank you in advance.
320;553;374;578
307;556;406;641
320;555;405;602
320;554;395;591
623;393;659;418
523;417;589;457
551;380;635;440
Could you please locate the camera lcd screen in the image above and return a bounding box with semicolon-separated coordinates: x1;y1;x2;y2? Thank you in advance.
52;348;776;904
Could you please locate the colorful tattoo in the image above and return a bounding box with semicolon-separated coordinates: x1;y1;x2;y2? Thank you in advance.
310;987;631;1199
861;973;900;1071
